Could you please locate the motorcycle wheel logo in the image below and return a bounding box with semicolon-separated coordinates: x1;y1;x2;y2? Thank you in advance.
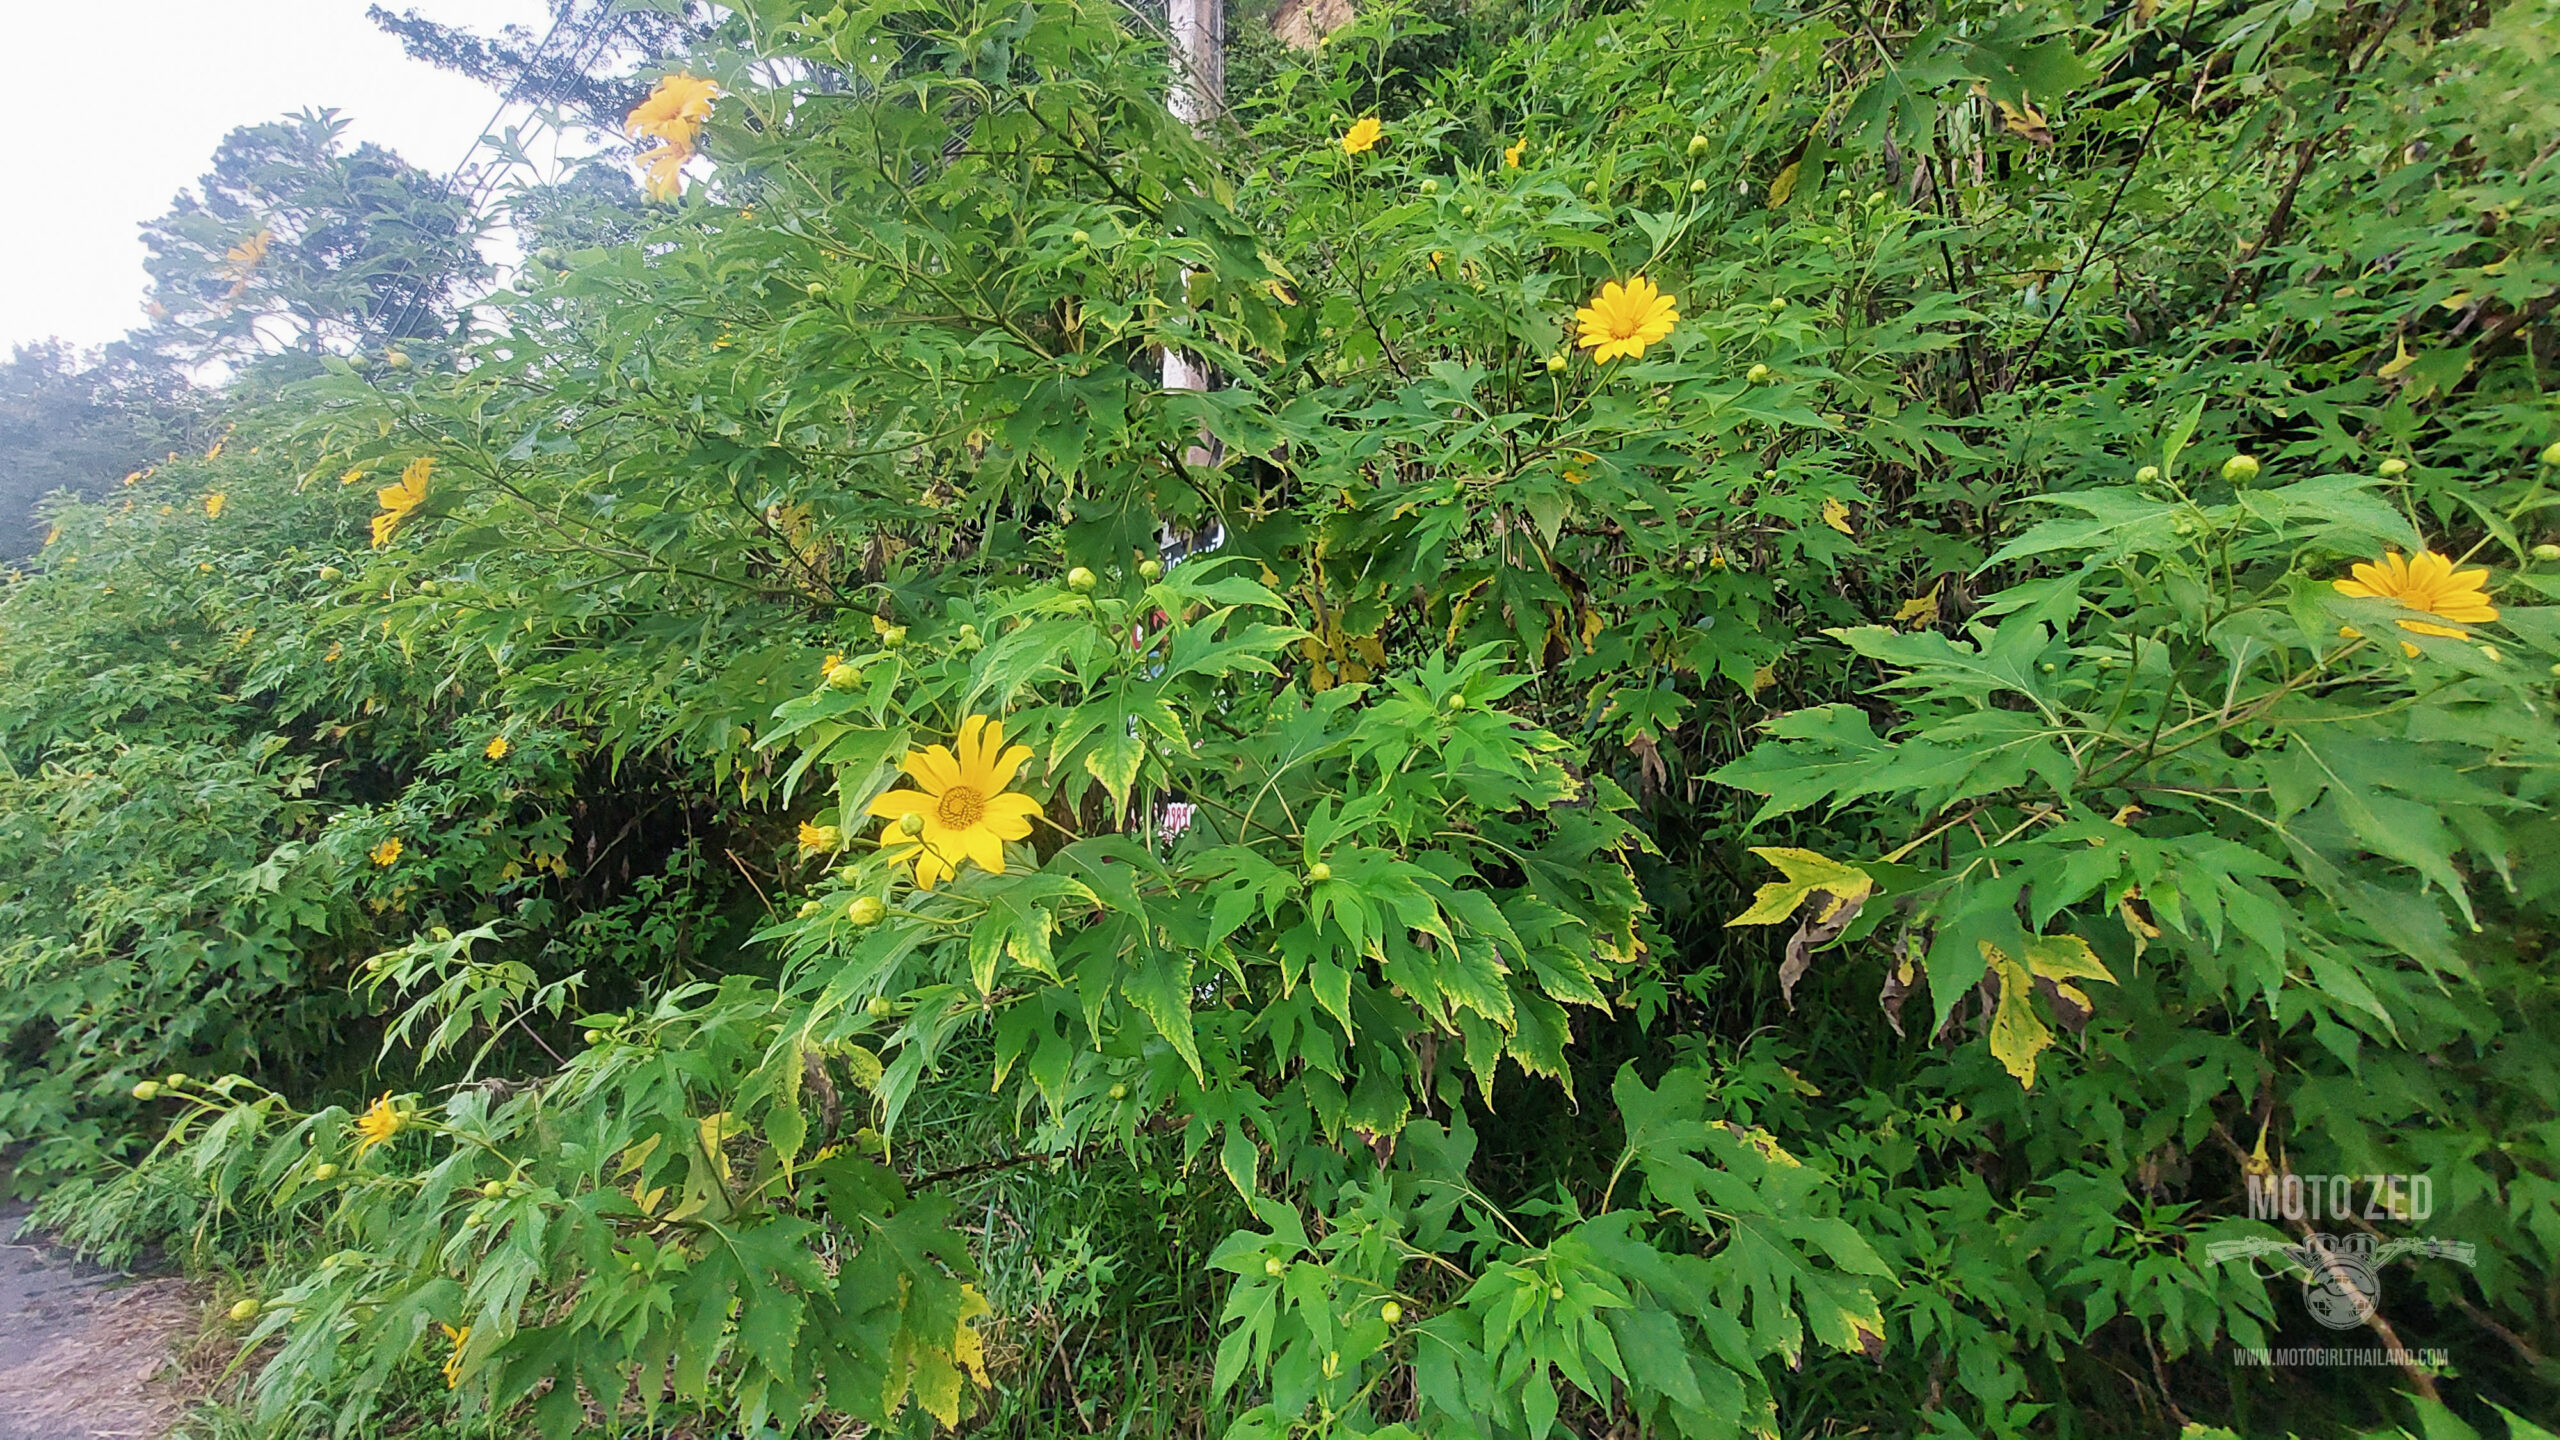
2297;1235;2381;1329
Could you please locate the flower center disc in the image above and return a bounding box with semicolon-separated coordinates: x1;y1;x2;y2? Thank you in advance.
936;786;987;829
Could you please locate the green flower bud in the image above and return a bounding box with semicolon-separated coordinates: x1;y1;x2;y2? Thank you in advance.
2221;454;2261;484
849;895;886;926
1139;559;1165;581
2136;465;2160;482
1265;1256;1286;1277
1071;229;1091;247
1067;566;1098;593
1768;296;1788;310
879;625;907;649
1107;1082;1128;1101
229;1298;261;1322
2533;544;2560;562
2379;458;2409;477
1381;1301;1403;1324
899;812;924;836
584;1028;605;1045
1307;862;1332;883
957;623;982;650
165;1073;188;1089
806;281;826;297
867;996;897;1018
1688;178;1707;194
1549;1284;1565;1301
1687;134;1710;157
2542;442;2560;467
314;1163;339;1181
318;565;342;581
1546;354;1568;374
1419;177;1439;194
825;661;863;691
1582;181;1599;197
1747;363;1771;383
385;350;410;369
131;1081;160;1100
481;1180;506;1199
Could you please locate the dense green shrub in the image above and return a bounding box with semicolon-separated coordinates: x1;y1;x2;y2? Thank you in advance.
3;0;2555;1436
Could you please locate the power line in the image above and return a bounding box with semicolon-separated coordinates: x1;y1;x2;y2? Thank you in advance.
368;4;587;345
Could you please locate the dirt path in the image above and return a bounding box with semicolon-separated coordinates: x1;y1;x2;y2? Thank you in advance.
0;1204;198;1440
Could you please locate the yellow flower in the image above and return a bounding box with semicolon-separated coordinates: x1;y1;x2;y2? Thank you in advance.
1340;116;1383;156
204;492;227;518
2332;549;2497;640
639;142;690;202
373;457;432;548
1574;276;1678;362
325;641;343;662
440;1324;470;1389
1504;137;1526;168
485;735;510;760
798;821;842;855
122;469;145;486
627;74;720;149
866;715;1043;890
354;1093;403;1153
371;838;403;868
339;466;366;486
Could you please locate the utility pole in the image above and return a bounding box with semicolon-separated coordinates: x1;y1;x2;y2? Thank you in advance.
1163;0;1222;478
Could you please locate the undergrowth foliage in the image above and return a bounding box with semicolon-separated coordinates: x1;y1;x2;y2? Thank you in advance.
2;0;2557;1437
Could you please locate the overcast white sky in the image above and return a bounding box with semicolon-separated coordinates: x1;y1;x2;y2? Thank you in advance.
5;1;565;356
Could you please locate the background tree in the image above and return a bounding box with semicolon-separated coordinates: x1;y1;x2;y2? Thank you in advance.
135;111;488;370
0;341;201;555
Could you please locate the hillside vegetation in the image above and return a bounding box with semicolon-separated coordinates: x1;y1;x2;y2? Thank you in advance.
2;0;2556;1437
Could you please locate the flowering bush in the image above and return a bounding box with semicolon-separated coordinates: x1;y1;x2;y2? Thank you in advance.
4;0;2557;1436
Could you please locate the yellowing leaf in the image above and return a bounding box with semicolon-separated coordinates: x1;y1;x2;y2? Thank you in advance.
1983;943;2050;1088
1726;847;1874;927
2378;338;2416;378
1892;581;1942;628
1821;496;1853;534
1767;162;1800;208
1983;936;2116;1088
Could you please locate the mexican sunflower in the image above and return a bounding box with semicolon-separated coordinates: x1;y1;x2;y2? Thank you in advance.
627;74;719;148
1575;276;1678;362
373;457;431;548
867;715;1042;889
628;75;718;200
484;735;510;760
2333;549;2497;643
440;1325;470;1389
354;1094;403;1153
1340;116;1383;155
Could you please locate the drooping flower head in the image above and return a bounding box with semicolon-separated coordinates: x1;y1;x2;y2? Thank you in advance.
1575;276;1679;362
798;821;841;855
354;1093;404;1153
373;457;432;548
1340;116;1383;156
629;74;718;201
639;143;690;203
440;1324;470;1389
2333;549;2497;639
866;715;1042;889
